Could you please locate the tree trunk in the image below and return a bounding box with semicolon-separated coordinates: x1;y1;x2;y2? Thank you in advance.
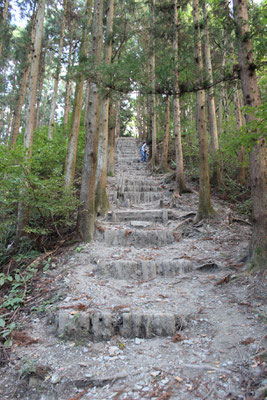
159;94;170;172
115;100;121;137
173;0;187;193
77;0;104;242
150;0;158;169
0;0;9;57
233;84;246;185
64;0;93;188
203;2;223;187
9;63;31;149
193;0;215;221
35;47;45;129
107;102;116;176
223;0;246;185
63;38;73;126
95;0;114;216
233;0;266;269
48;0;68;140
16;0;45;242
9;13;38;149
5;106;12;143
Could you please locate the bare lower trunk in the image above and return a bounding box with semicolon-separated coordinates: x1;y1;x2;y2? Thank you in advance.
95;0;114;216
35;48;45;129
150;0;157;168
9;63;31;149
5;107;12;143
159;94;170;172
136;98;145;141
77;0;104;242
233;0;266;268
223;0;246;186
48;0;68;140
107;102;116;176
115;100;121;137
64;39;73;126
173;0;187;193
64;0;93;188
16;0;45;242
0;0;9;56
64;80;85;187
193;0;215;221
203;2;223;187
234;83;246;185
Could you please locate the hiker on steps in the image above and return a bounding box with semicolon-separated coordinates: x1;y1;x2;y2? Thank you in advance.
140;142;148;162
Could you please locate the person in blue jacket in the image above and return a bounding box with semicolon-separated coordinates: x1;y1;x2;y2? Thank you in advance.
140;142;148;162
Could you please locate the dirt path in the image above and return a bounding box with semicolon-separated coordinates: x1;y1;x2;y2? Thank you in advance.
0;137;266;400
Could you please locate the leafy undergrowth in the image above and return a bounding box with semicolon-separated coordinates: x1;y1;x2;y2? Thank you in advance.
0;244;71;364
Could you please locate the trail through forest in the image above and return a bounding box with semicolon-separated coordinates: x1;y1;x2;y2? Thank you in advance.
0;138;266;400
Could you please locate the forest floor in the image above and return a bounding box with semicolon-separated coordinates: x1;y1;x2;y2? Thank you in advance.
0;137;266;400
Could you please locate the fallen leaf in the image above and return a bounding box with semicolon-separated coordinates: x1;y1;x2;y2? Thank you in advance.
240;337;255;345
125;230;132;237
214;274;232;286
12;331;39;346
172;333;184;343
96;225;105;232
174;376;183;382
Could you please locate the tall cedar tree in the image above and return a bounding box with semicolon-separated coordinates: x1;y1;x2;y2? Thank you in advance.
233;0;266;268
193;0;215;221
95;0;115;216
64;0;93;188
77;0;104;241
16;0;45;242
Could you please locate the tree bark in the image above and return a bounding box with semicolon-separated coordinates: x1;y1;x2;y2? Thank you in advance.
115;100;121;137
5;106;12;143
173;0;187;193
233;84;246;185
0;0;9;57
107;102;116;176
159;94;170;172
48;0;68;140
63;37;73;127
203;1;223;187
77;0;104;242
16;0;45;242
9;13;38;149
35;47;46;129
233;0;266;268
64;0;93;188
222;0;246;185
9;63;31;149
95;0;114;216
150;0;158;169
193;0;215;221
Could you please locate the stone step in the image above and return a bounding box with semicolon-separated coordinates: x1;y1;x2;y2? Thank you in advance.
118;191;161;204
107;209;168;223
54;311;182;341
96;259;193;280
96;227;176;247
117;183;159;192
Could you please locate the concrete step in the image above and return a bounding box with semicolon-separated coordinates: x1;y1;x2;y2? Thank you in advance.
107;209;168;223
96;259;193;280
118;191;161;204
54;311;182;341
117;183;159;193
96;227;176;247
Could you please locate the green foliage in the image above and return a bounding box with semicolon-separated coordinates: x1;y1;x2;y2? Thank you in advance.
0;125;80;265
221;103;266;157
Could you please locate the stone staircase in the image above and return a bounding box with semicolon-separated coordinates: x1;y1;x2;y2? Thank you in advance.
2;137;264;400
54;137;197;341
